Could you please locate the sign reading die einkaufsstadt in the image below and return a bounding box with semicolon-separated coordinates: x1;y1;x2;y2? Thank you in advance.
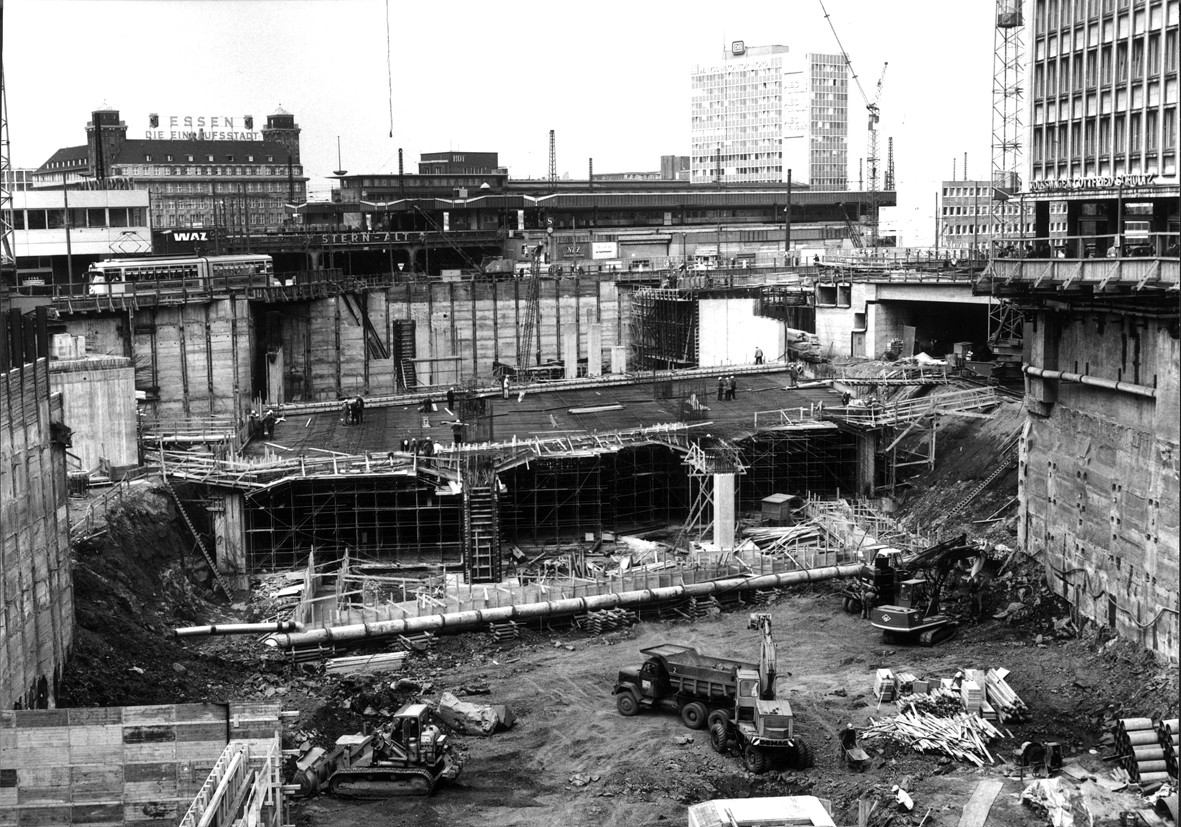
1028;173;1158;193
144;114;261;141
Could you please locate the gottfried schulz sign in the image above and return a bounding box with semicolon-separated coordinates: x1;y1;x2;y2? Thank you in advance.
1029;174;1157;193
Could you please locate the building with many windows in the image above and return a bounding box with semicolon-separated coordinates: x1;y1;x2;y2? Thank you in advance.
1026;0;1178;253
690;42;849;189
940;179;1034;251
33;106;307;236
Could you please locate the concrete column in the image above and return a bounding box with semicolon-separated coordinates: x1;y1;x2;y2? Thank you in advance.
587;323;603;376
712;472;736;550
211;490;249;591
563;329;579;379
266;346;284;405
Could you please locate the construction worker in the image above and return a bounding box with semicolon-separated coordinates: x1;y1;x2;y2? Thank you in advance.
717;376;725;401
352;395;365;425
451;420;464;446
262;408;276;438
446;386;456;412
788;364;798;387
727;375;737;400
502;374;511;400
754;346;764;365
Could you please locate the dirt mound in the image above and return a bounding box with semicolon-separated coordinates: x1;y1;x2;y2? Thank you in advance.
58;484;251;707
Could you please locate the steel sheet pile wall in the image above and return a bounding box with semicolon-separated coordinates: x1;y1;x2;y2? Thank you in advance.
1021;310;1180;663
0;702;283;827
0;358;72;710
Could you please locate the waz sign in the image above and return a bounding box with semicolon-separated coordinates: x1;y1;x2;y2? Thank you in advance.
171;230;210;242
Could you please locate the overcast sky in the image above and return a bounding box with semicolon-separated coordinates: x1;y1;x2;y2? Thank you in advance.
5;0;1003;244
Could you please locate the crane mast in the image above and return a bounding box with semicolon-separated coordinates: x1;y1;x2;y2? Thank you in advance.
816;0;886;249
517;245;544;374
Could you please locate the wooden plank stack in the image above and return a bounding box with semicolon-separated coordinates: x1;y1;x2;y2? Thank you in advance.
1160;718;1179;778
578;609;638;634
488;620;520;642
324;650;407;676
984;668;1030;723
861;710;1004;767
1117;717;1172;784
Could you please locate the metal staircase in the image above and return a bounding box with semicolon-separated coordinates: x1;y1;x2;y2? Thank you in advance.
463;485;502;584
946;433;1021;518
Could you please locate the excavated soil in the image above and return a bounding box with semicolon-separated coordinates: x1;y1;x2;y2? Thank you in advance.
55;412;1179;827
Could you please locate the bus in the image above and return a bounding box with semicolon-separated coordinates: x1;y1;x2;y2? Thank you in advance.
87;254;277;296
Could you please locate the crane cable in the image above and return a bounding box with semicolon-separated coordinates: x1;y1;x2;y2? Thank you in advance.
386;0;394;138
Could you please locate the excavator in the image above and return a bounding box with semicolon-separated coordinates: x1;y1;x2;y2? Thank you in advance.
324;702;463;797
858;536;985;646
707;613;814;773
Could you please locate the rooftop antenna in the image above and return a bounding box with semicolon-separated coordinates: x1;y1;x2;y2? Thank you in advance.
333;136;347;177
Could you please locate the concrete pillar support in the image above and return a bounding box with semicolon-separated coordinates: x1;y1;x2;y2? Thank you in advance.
712;472;736;550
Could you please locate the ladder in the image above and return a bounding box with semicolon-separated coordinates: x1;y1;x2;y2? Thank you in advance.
517;251;542;372
160;474;233;598
946;436;1020;518
463;484;502;584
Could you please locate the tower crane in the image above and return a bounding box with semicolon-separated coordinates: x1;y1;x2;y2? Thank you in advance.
816;0;887;247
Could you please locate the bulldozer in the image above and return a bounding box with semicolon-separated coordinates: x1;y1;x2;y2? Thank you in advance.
707;613;814;773
323;703;463;797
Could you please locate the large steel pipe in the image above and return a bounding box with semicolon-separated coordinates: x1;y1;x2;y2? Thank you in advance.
173;621;306;638
264;563;863;649
1023;364;1157;398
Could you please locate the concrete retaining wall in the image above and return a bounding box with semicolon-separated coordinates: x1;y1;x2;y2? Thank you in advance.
50;357;137;472
0;359;73;710
1019;310;1180;662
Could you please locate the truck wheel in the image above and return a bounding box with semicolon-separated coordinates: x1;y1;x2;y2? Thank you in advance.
709;722;730;753
744;744;770;774
616;692;639;717
792;738;814;769
680;701;708;730
707;709;730;731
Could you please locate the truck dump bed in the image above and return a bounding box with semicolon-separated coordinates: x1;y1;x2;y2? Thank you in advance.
641;644;756;701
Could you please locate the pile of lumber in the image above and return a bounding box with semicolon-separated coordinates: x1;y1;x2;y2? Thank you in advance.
984;668;1030;722
742;523;824;554
577;608;638;634
861;709;1004;767
898;687;964;717
325;650;407;675
487;620;520;642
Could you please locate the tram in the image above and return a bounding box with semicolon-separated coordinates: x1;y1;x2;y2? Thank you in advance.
86;254;276;296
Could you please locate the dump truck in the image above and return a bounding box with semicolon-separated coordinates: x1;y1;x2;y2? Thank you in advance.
707;614;813;773
613;643;753;730
320;703;463;797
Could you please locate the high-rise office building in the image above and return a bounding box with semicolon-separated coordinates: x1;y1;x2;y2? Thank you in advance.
690;42;848;189
1026;0;1179;253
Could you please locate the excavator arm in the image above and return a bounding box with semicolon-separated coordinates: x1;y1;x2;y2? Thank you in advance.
748;613;776;700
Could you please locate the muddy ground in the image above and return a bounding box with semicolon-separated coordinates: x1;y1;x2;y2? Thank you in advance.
56;424;1178;827
284;588;1176;827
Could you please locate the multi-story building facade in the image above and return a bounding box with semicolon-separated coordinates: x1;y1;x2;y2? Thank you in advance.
939;179;1034;250
690;42;848;189
983;0;1180;662
1026;0;1178;253
34;107;307;236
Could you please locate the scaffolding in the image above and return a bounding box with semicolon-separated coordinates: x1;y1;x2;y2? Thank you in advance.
629;288;700;370
679;439;747;548
737;425;858;505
